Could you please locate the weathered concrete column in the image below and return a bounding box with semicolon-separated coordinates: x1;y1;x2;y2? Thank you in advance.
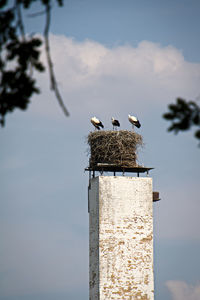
89;176;154;300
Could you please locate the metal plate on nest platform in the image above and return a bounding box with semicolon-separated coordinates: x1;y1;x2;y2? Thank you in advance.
85;163;154;174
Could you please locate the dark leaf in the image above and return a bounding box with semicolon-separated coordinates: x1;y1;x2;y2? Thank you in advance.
0;0;7;9
163;112;174;120
194;130;200;140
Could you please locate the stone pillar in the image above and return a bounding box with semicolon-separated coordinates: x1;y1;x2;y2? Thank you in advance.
89;176;154;300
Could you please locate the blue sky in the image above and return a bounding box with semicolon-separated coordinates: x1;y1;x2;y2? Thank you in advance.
1;1;200;300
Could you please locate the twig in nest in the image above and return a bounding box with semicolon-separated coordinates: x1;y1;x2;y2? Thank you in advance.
88;130;143;167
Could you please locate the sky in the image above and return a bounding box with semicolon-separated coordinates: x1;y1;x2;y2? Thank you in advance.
1;0;200;299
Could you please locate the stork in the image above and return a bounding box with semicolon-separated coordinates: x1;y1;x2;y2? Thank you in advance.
111;117;120;130
128;114;141;130
91;117;104;130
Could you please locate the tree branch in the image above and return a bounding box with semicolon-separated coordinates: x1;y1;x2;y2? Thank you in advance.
44;2;70;117
15;0;25;40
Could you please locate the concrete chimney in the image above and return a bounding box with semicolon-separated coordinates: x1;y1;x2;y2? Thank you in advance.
88;176;154;300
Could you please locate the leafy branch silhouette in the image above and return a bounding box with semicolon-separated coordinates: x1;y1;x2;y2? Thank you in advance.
0;0;69;127
163;98;200;144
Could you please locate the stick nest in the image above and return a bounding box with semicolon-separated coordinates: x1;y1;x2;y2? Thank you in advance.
88;130;143;168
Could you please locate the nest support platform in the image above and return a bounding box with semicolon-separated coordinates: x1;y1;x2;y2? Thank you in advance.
85;164;154;177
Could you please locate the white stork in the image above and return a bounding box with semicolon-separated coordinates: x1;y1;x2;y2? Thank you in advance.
128;114;141;129
91;116;104;130
111;117;120;130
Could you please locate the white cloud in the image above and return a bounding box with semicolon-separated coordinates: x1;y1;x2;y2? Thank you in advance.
166;280;200;300
31;35;200;122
